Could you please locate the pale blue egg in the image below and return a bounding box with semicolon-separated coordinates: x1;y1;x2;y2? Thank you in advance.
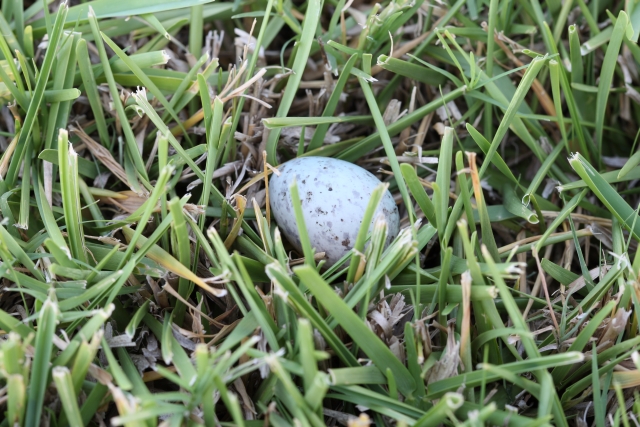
269;156;400;266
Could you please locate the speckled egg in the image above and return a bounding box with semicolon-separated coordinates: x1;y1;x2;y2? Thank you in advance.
269;156;400;266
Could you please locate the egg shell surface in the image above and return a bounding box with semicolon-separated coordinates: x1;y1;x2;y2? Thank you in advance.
269;156;400;266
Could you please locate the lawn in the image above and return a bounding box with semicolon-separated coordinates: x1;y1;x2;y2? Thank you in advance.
0;0;639;425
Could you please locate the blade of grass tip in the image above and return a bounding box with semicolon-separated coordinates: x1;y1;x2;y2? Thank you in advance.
478;55;546;179
87;7;149;185
135;19;187;55
435;30;470;88
265;0;321;165
346;183;388;284
569;153;640;240
294;264;416;396
125;300;151;339
503;184;539;224
414;393;464;427
595;11;631;162
162;311;174;365
5;4;68;188
25;291;59;427
568;24;584;83
89;50;171;82
168;197;192;326
52;367;84;427
58;129;87;264
198;71;215;149
558;166;640;192
140;13;170;39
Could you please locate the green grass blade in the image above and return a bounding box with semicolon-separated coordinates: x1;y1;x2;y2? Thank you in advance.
265;0;323;164
25;293;59;427
294;264;416;396
58;129;87;264
594;11;631;160
569;153;640;240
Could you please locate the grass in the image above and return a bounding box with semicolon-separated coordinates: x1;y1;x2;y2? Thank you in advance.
0;0;640;425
